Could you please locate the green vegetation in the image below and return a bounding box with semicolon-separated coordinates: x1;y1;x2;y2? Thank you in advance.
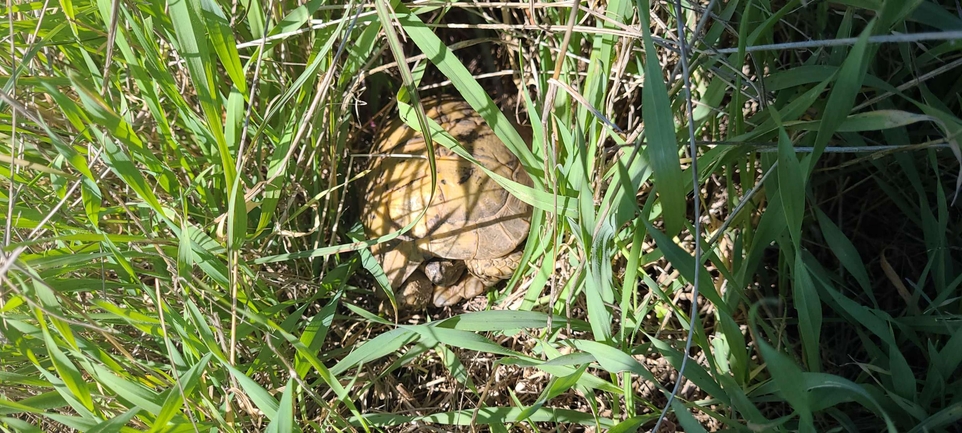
2;0;961;431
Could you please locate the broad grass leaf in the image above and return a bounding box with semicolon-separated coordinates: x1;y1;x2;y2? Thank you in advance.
176;217;193;284
515;364;587;423
648;336;724;397
0;390;67;415
910;97;962;202
788;110;938;133
717;310;750;384
638;1;684;237
19;249;110;274
909;1;962;31
295;296;338;378
112;11;180;144
392;3;539;175
907;402;962;433
266;0;328;38
356;237;396;309
765;65;897;93
585;241;615;342
500;355;622;394
877;0;924;30
756;332;814;432
557;116;593;223
775;121;804;248
254;170;286;235
266;377;295;433
220;360;279;420
375;0;420;100
57;0;77;33
33;82;97;181
794;255;822;371
226;171;247;250
154;353;212;428
330;328;417;375
671;398;708;433
339;9;381;84
713;374;771;426
729;79;830;145
198;0;246;93
87;407;141;433
99;237;139;284
81;178;102;230
804;20;875;171
889;344;915;401
90;300;160;332
568;123;616;343
179;224;230;288
225;86;245;162
436;310;588;332
72;73;176;193
737;193;785;288
0;396;46;415
938;326;962;378
437;344;478;394
413;327;522;357
168;0;230;174
601;141;651;240
619;220;646;343
184;300;229;361
0;417;43;433
553;370;621;396
804;252;896;347
567;340;658;385
35;314;94;415
802;373;897;432
646;224;722;308
814;208;875;304
24;413;97;431
99;138;166;218
609;416;657;433
540;352;597;368
242;0;266;41
82;361;162;414
25;277;75;347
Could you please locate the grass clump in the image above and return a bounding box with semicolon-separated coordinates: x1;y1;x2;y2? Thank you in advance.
2;0;962;431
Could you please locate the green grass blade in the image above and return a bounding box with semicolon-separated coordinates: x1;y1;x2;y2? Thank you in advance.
814;208;875;304
220;360;279;420
39;323;95;414
167;0;232;181
793;255;822;371
199;0;247;93
265;377;295;433
803;21;875;172
755;322;814;432
392;3;540;178
637;0;684;237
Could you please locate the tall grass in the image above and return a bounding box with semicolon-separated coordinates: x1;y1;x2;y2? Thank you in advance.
2;0;961;431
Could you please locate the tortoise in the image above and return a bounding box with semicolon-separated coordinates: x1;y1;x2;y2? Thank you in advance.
362;98;533;309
